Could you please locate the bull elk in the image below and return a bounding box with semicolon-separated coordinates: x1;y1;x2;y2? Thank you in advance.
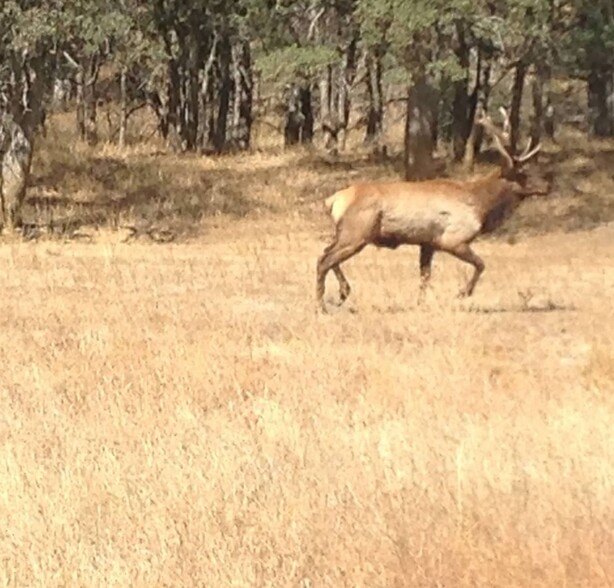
316;109;550;312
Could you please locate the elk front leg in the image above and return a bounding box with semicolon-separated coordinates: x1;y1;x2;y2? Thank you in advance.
417;244;435;304
444;243;485;297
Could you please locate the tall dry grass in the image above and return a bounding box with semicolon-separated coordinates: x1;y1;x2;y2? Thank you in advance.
0;216;613;586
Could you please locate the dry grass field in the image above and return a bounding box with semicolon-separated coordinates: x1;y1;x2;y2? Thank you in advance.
1;112;613;586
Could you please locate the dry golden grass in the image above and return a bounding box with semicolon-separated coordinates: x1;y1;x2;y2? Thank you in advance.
1;213;613;586
2;106;614;586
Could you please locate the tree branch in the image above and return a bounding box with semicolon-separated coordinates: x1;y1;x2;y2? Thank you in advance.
63;50;81;70
307;7;326;41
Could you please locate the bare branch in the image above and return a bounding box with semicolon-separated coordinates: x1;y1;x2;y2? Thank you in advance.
126;102;147;119
307;7;326;41
62;51;80;70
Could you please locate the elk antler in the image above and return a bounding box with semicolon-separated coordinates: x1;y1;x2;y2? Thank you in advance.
514;136;542;164
477;109;542;171
498;107;511;141
476;111;514;173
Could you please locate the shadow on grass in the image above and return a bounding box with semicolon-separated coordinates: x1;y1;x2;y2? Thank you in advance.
26;154;274;238
463;303;577;314
338;303;579;317
26;147;407;238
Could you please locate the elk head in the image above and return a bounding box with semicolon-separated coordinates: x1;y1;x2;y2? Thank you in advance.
476;108;551;197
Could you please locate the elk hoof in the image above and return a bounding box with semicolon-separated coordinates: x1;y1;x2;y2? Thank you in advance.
317;301;330;314
332;296;348;307
334;287;351;306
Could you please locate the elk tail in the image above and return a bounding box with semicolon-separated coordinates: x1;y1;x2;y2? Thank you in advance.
324;188;355;226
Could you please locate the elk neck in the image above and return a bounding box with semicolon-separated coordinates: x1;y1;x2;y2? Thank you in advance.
467;170;523;233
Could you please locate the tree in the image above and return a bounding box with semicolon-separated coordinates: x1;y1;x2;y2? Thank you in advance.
384;0;447;179
564;0;614;136
0;1;60;231
357;0;391;151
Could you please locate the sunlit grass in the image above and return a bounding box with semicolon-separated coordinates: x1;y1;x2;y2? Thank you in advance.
0;216;613;586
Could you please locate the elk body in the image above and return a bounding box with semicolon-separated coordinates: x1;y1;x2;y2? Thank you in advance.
316;112;549;312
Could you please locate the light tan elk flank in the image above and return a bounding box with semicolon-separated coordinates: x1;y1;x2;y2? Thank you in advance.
316;110;551;312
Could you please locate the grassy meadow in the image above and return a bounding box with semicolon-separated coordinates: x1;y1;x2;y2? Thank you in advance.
0;107;613;587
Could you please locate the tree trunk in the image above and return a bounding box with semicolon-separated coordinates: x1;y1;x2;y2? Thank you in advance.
365;47;384;150
75;67;85;139
165;58;182;151
0;55;48;232
182;45;200;151
85;59;98;146
463;116;479;172
213;34;232;153
205;72;217;150
198;36;218;152
300;85;314;144
466;55;481;133
509;61;527;154
20;57;48;141
404;74;436;181
118;67;128;148
52;77;73;112
451;22;470;161
230;38;253;151
75;55;100;145
336;36;358;151
587;66;614;137
464;59;490;169
530;62;551;146
146;90;169;139
429;82;440;149
0;113;33;233
474;61;492;156
284;83;313;147
284;85;302;146
544;97;556;141
319;66;337;150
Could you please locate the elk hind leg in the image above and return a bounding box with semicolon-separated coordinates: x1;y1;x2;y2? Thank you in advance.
316;239;365;312
331;265;351;306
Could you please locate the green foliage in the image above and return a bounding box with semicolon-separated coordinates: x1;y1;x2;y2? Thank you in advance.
255;45;338;83
427;54;467;83
1;1;61;50
562;0;614;73
356;0;394;47
0;0;612;144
